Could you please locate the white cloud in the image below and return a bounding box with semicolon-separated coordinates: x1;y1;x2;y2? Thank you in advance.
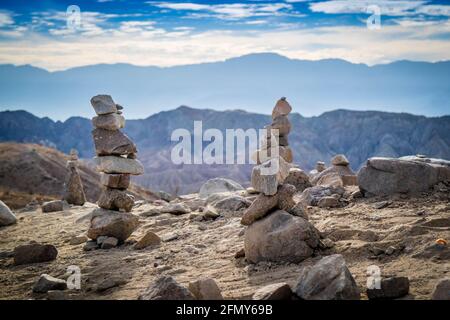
309;0;427;16
416;5;450;16
0;11;14;27
148;2;293;20
0;18;449;71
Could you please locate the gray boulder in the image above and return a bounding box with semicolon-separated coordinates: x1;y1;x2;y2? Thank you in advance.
95;156;144;175
298;185;344;207
431;278;450;300
294;254;360;300
253;283;293;300
213;195;251;213
251;157;291;196
188;278;223;300
87;208;139;241
199;178;244;199
244;210;320;263
92;113;125;130
0;200;17;226
33;274;67;293
284;168;311;192
139;276;194;300
358;156;450;196
90;95;117;115
42;200;64;213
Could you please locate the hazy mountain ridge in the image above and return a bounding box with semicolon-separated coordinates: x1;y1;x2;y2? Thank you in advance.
1;53;449;119
1;107;449;194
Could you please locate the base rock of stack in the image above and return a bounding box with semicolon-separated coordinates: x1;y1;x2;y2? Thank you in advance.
92;128;137;156
64;162;86;206
95;156;144;175
98;188;135;212
101;173;130;189
244;210;320;263
87;208;139;242
92;113;125;131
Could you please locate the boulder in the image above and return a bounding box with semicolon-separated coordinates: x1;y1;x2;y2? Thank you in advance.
199;178;244;199
92;113;125;130
358;156;450;196
160;203;191;215
294;254;360;300
98;188;134;212
87;208;139;242
366;276;409;300
134;231;161;250
298;185;344;207
33;274;67;293
95;156;144;175
188;278;224;300
272;97;292;119
139;276;194;300
90;95;117;115
251;157;291;196
213;195;251;213
0;200;17;226
277;184;296;211
64;164;86;206
284;168;311;192
312;164;356;187
13;243;58;265
253;283;293;300
331;154;350;166
100;173;130;189
69;235;88;245
431;278;450;300
92;128;137;156
244;210;320;263
287;203;309;220
42;200;64;213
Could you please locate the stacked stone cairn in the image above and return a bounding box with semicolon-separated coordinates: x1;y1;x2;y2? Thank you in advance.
241;98;321;264
63;149;86;206
91;95;143;212
86;95;143;245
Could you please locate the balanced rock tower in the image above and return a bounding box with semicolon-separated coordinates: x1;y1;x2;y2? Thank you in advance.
242;97;320;263
63;149;86;206
87;95;143;243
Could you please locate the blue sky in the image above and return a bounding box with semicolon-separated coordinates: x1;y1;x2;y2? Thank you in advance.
0;0;449;70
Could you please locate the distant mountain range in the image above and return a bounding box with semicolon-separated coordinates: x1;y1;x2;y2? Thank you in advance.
1;108;449;195
0;53;449;120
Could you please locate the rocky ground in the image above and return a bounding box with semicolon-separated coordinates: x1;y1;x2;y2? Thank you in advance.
0;187;448;300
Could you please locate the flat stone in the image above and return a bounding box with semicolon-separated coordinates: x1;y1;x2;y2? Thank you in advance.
269;115;291;136
13;243;58;265
241;193;278;226
95;156;144;175
87;208;139;242
134;231;161;250
33;274;67;293
298;185;344;207
367;277;409;300
92;128;137;157
294;254;360;300
318;196;340;208
98;188;134;212
139;276;194;300
83;240;98;251
253;283;292;300
272;97;292;119
188;278;223;300
42;200;64;213
244;210;320;263
92;113;125;130
69;235;88;245
0;200;17;226
213;195;251;213
100;173;131;189
91;95;117;115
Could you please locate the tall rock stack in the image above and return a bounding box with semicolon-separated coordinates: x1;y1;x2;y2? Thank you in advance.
90;95;144;212
63;149;86;206
252;97;293;165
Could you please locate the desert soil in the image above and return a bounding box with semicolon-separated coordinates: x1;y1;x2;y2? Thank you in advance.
0;190;449;300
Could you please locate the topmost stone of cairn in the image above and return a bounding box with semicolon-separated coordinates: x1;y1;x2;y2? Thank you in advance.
69;149;78;161
272;97;292;119
91;95;118;115
331;154;350;166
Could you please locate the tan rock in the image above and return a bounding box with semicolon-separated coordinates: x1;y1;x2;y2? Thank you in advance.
95;156;144;175
134;231;161;250
272;97;292;119
188;278;224;300
87;208;139;241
